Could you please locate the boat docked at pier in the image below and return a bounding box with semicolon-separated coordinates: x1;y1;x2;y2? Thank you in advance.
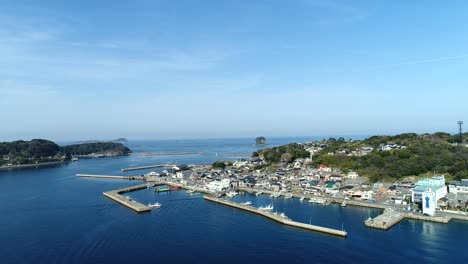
270;192;280;198
259;204;274;211
300;196;305;201
155;186;170;192
284;193;293;199
243;201;252;205
255;191;263;196
341;201;347;207
148;202;161;208
309;197;327;205
226;191;238;197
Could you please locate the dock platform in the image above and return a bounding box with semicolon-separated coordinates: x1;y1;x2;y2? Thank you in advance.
204;195;347;237
365;209;461;230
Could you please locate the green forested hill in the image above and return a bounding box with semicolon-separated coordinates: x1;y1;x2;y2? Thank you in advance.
311;133;468;181
1;139;132;166
0;139;62;166
61;142;132;156
253;143;311;163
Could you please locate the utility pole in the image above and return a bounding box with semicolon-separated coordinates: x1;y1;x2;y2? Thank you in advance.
458;121;463;145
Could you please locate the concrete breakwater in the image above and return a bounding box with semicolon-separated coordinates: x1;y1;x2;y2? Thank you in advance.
121;164;176;172
103;184;153;212
204;195;347;237
77;174;145;180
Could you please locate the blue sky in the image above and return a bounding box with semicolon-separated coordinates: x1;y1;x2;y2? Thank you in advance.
1;0;467;141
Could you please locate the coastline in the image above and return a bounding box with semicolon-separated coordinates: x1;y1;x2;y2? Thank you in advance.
0;161;70;170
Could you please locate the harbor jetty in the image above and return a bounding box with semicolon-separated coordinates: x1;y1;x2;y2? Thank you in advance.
103;184;154;212
76;174;145;180
204;195;347;237
120;164;176;172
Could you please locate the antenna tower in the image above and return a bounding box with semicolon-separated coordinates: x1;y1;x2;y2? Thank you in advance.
458;121;463;144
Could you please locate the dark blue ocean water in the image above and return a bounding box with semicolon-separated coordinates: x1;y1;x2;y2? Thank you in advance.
1;138;467;264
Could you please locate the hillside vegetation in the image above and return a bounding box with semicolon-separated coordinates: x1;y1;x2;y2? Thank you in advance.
61;142;132;156
252;132;468;182
1;139;132;166
311;133;468;182
253;143;310;163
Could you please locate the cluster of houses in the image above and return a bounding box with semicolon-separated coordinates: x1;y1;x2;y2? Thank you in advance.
145;156;391;201
326;146;375;157
445;179;468;209
380;143;406;151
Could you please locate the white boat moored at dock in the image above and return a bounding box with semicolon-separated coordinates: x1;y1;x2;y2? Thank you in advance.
148;202;161;208
259;204;274;211
270;192;280;198
226;191;238;197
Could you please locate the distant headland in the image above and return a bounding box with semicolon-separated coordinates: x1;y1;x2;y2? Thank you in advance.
0;139;132;169
73;138;128;144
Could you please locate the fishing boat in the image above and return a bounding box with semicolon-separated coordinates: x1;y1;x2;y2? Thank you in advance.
243;201;252;205
270;192;280;198
155;186;170;192
341;201;347;207
259;204;274;211
226;191;238;197
316;198;327;205
300;196;305;201
148;202;161;208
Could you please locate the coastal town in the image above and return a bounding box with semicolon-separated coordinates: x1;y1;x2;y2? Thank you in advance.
141;157;468;215
138;137;468;215
84;135;468;236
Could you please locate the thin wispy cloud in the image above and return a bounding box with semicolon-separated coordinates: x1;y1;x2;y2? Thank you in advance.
375;54;468;68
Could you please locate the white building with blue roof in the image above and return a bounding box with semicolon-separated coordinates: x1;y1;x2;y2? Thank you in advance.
411;175;447;203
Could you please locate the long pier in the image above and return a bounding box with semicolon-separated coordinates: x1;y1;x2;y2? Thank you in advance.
204;195;347;237
76;174;145;180
103;184;153;212
120;164;176;172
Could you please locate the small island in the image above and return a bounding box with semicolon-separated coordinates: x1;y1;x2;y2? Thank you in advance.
255;136;267;146
0;139;132;168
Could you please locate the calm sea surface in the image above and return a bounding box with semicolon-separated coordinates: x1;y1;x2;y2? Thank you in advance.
1;138;467;264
